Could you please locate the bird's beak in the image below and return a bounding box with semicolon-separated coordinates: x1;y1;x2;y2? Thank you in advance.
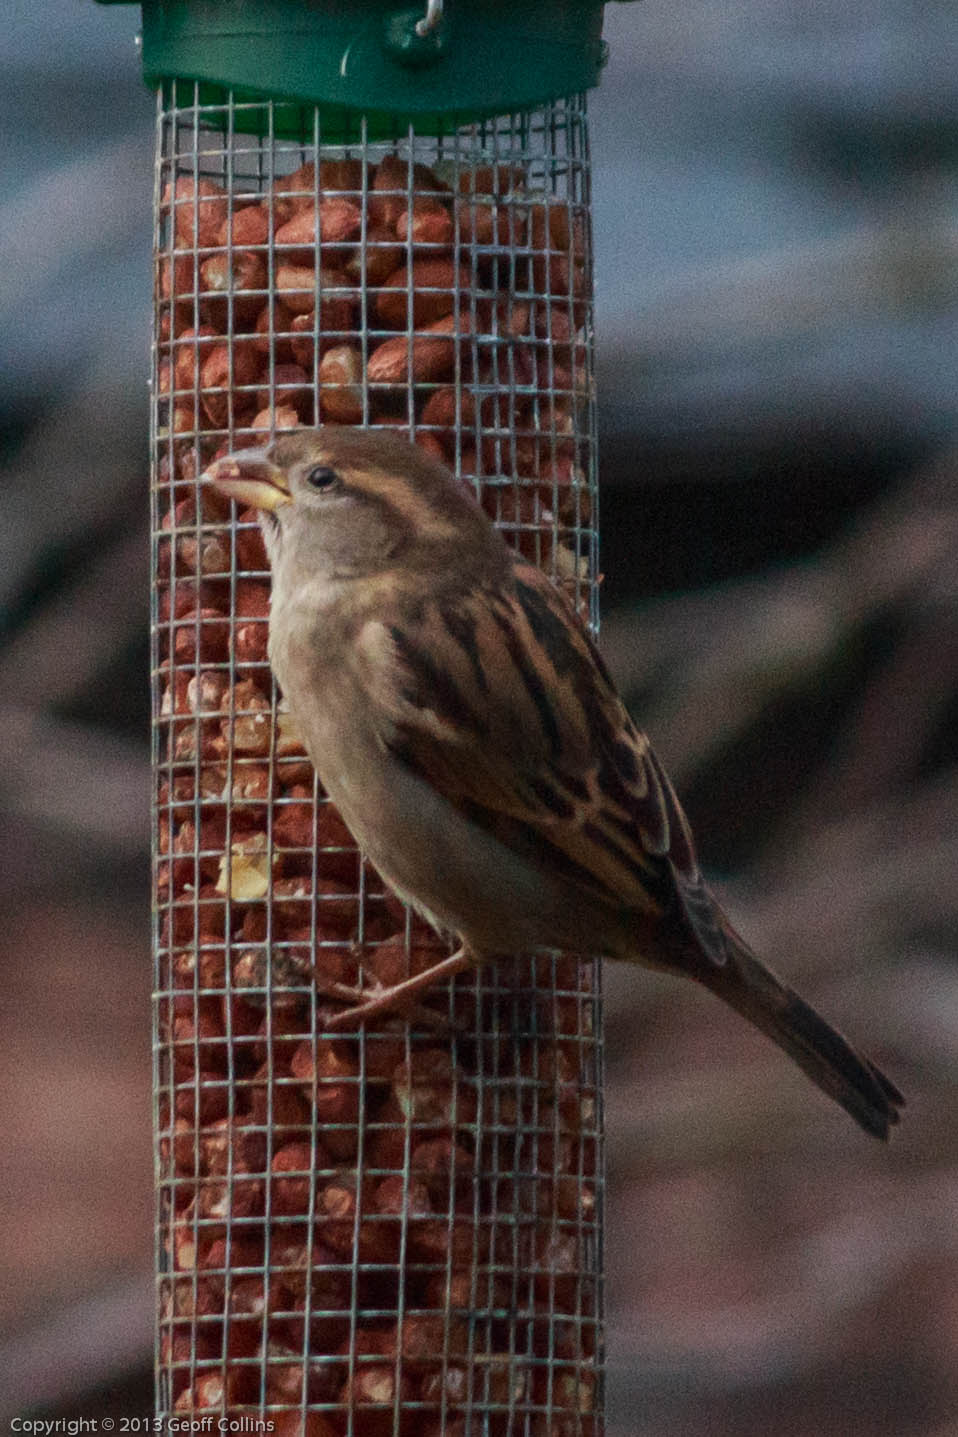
205;449;292;512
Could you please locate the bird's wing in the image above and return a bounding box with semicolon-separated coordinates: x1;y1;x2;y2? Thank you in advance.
354;559;728;966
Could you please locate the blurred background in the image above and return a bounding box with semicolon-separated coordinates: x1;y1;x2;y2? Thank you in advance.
2;0;956;1431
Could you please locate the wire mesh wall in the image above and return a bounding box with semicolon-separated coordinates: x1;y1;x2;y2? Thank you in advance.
153;82;602;1433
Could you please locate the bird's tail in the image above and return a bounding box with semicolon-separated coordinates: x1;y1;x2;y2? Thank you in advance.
694;924;903;1140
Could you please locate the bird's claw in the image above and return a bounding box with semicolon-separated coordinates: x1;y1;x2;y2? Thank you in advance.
309;971;452;1031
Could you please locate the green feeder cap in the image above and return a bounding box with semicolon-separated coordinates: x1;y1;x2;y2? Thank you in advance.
95;0;631;139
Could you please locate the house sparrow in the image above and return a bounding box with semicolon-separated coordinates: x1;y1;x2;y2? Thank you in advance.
207;427;903;1139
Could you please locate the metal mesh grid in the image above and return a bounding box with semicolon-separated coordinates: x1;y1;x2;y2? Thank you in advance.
153;82;602;1434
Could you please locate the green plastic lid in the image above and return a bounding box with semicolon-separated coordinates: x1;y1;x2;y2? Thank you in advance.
97;0;624;138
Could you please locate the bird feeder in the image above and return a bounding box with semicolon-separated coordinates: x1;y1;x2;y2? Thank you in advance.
97;0;625;1426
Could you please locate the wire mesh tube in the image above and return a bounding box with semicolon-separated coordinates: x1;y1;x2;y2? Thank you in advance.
153;84;602;1434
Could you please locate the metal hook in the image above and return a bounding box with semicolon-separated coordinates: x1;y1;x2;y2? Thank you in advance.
415;0;444;38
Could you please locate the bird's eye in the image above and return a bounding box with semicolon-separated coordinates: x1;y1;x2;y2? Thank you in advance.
305;464;340;492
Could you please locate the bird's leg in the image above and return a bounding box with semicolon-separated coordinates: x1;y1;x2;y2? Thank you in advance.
320;946;477;1031
303;969;442;1030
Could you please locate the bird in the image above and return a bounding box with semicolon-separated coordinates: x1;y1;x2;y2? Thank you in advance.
207;426;904;1140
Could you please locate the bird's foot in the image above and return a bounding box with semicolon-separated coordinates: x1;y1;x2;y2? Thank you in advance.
306;972;442;1029
316;947;475;1031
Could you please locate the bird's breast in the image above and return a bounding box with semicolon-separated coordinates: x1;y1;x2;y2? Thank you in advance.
265;579;616;959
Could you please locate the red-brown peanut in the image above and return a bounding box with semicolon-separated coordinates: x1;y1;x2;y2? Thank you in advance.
291;1037;360;1131
163;176;229;248
217;203;271;249
270;161;318;223
391;1048;478;1130
250;403;300;432
247;1060;312;1131
346;224;403;285
171;324;218;392
376;258;470;328
270;1140;325;1215
421;383;476;433
318;344;364;423
370;154;446;229
315;1171;396;1263
174;1369;257;1411
396;198;454;247
253;300;295;359
275;197;363;258
199;250;266;325
456;193;527;250
199;342;260;426
367;311;474;385
256;362;312;418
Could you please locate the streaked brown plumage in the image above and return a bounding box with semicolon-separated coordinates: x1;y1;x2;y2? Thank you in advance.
208;427;903;1140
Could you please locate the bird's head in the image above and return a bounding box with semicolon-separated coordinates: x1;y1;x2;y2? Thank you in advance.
205;426;500;587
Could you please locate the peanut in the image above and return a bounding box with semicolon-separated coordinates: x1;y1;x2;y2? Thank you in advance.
317;344;364;424
163;176;229;248
217;203;271;249
275;197;363;258
376;259;470;328
367;312;474;386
